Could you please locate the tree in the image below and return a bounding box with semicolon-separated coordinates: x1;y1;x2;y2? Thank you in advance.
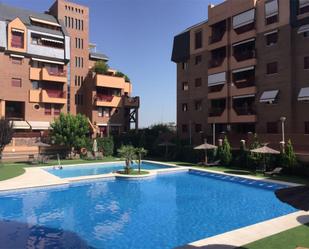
97;137;114;157
50;113;89;156
135;147;147;173
0;119;14;160
117;145;136;174
115;71;130;82
217;136;232;166
248;134;263;170
280;139;297;168
93;60;109;74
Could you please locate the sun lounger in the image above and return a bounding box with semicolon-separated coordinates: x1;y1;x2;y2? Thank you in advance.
264;167;283;176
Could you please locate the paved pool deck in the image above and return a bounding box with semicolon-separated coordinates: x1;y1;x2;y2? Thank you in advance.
0;160;308;248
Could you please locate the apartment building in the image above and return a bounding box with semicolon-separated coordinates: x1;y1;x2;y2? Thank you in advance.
0;0;139;157
172;0;309;152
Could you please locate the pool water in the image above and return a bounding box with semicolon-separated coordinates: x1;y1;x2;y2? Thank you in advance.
0;171;296;249
45;162;172;178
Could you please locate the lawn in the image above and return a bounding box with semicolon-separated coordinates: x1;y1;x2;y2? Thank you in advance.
167;161;309;185
240;223;309;249
0;156;119;181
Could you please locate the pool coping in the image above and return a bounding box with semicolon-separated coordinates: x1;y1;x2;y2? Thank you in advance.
0;160;307;249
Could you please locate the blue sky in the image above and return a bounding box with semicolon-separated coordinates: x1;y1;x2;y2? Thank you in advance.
2;0;221;127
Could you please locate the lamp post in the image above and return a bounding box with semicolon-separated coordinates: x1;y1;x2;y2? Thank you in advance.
280;116;286;147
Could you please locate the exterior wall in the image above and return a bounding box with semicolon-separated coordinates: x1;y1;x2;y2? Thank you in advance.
7;18;27;53
0;21;7;48
173;0;309;151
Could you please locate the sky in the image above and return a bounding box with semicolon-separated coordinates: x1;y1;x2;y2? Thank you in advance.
1;0;221;127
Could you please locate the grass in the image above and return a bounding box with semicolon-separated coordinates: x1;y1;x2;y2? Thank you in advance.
240;223;309;249
166;161;309;185
0;157;119;181
118;170;149;175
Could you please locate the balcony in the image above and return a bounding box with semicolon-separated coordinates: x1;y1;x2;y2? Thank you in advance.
208;84;228;99
29;89;66;104
94;94;121;107
208;109;228;124
230;108;256;123
233;49;256;62
231;42;256;70
208;47;227;72
30;67;67;83
96;74;126;89
123;96;140;108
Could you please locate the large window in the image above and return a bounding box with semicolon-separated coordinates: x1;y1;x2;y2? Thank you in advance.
265;31;278;46
11;30;24;48
195;30;202;49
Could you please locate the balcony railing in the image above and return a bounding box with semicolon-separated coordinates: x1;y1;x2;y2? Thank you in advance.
233;50;256;62
123;96;140;107
234;22;255;35
233;106;256;116
96;94;114;102
209;58;225;68
46;67;66;77
233;76;255;88
209;107;225;117
45;89;66;98
209;32;225;44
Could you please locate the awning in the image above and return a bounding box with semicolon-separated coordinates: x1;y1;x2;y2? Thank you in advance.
233;9;255;29
208;72;226;86
10;54;25;59
298;24;309;34
232;38;255;47
265;0;278;18
41;37;64;44
28;121;50;130
10;121;30;130
298;87;309;101
11;28;24;33
264;29;278;36
259;90;279;103
30;16;61;27
233;94;255;99
299;0;309;8
31;57;64;65
232;66;254;74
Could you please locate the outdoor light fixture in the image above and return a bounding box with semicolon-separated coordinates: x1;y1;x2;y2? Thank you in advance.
280;116;286;145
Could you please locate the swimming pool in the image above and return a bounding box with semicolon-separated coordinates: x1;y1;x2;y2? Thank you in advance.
45;162;172;178
0;170;296;249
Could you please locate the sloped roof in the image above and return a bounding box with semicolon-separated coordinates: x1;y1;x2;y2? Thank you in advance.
0;3;59;26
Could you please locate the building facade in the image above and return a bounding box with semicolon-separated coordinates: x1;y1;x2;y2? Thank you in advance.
172;0;309;152
0;0;139;157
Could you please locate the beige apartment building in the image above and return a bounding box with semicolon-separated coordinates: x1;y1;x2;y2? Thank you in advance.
172;0;309;153
0;0;139;157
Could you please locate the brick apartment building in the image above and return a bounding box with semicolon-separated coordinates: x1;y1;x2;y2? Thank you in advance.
172;0;309;153
0;0;139;157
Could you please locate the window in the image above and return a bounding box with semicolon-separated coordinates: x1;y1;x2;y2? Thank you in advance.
44;104;52;115
182;62;188;70
266;62;278;74
81;20;84;30
195;78;202;87
265;32;278;46
98;107;111;117
54;105;61;116
11;78;21;87
194;100;202;111
267;122;278;133
182;82;189;91
65;16;68;27
195;55;202;65
11;57;22;65
195;124;202;133
182;103;188;112
305;122;309;134
304;56;309;69
195;30;202;49
266;15;278;25
11;31;24;48
182;124;188;133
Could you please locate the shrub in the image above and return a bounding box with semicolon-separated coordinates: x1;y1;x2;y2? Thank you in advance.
280;140;297;168
97;137;114;157
94;61;109;74
115;71;130;82
217;136;232;166
248;134;263;170
0;119;14;160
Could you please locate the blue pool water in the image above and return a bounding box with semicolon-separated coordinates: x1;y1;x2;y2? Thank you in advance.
0;170;296;249
45;162;172;178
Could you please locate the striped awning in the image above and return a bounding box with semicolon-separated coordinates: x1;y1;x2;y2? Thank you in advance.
299;0;309;8
232;66;254;74
260;90;279;103
10;121;31;130
208;72;226;86
31;57;64;65
265;0;278;18
233;9;255;29
298;24;309;34
233;94;255;99
41;37;64;44
28;121;50;130
298;87;309;101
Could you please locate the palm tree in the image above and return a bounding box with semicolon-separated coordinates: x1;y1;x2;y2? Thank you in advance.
135;147;147;173
117;145;136;174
